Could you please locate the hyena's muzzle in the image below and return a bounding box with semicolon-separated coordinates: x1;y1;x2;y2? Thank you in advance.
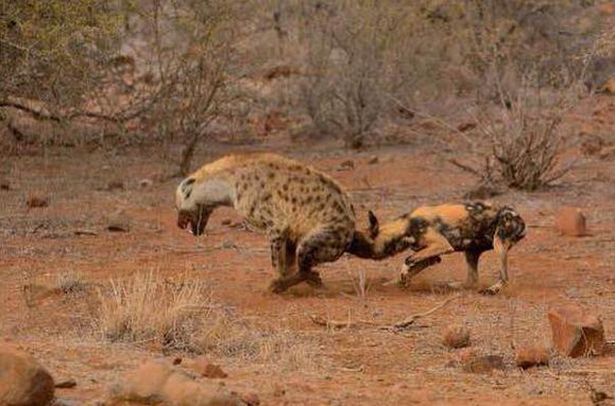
177;205;212;236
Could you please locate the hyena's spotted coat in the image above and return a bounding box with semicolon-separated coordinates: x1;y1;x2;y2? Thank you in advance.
175;153;355;293
348;201;526;294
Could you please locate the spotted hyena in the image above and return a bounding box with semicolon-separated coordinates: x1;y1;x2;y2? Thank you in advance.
348;202;526;294
175;153;356;293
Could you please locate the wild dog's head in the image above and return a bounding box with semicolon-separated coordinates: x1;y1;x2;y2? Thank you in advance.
347;210;416;259
494;206;526;248
176;172;234;236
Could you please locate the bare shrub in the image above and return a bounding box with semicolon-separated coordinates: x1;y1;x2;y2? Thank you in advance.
297;2;409;148
455;74;577;191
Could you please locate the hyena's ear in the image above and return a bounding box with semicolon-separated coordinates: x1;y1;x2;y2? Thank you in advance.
368;210;379;239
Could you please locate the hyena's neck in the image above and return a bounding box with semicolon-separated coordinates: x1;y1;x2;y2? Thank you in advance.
193;176;236;208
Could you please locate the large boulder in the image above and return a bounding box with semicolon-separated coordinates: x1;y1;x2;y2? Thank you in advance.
548;304;605;357
110;360;243;406
0;344;55;406
555;207;586;237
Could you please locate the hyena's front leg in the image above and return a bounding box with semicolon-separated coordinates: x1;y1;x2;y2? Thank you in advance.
268;228;300;293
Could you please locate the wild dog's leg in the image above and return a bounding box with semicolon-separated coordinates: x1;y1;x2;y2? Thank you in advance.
400;228;454;285
464;249;482;287
481;236;511;295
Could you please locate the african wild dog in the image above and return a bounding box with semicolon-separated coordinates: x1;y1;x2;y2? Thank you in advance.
175;153;356;293
348;202;526;294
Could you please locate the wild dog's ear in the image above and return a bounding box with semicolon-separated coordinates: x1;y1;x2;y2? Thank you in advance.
368;210;379;238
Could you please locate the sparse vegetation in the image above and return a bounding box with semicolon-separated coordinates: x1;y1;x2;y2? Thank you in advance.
96;271;321;370
55;270;87;295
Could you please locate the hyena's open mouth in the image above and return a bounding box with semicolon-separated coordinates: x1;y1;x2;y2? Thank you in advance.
177;206;211;236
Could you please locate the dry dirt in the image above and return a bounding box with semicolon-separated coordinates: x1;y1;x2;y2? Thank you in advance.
0;95;614;405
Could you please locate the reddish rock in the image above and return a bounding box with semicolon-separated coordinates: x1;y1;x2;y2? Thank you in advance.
555;207;586;237
26;195;49;208
106;180;124;191
241;392;261;406
443;326;471;349
190;356;228;378
548;304;605;357
111;360;239;406
0;344;55;406
139;178;153;188
515;345;550;369
462;354;505;374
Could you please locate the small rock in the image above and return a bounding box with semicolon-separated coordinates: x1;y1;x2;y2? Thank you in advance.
443;326;471;349
548;304;605;357
172;357;182;365
336;160;355;171
0;181;9;191
515;345;550;369
26;195;49;208
599;146;614;160
555;207;586;237
457;122;476;132
0;344;55;406
107;210;130;232
367;156;379;165
221;240;237;250
241;392;260;406
221;219;232;226
462;354;505;374
190;357;228;379
139;179;153;188
55;378;77;388
455;347;477;364
107;180;124;191
272;385;285;397
600;77;615;95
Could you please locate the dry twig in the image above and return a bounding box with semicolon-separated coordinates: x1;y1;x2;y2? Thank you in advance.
387;294;462;330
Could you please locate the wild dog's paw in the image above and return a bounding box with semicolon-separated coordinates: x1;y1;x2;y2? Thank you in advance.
479;281;506;295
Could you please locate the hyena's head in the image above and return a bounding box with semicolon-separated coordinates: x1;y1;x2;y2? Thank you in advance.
347;210;415;259
175;174;233;236
494;206;526;247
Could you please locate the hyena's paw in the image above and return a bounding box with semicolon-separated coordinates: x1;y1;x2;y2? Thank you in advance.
269;277;291;294
303;271;324;288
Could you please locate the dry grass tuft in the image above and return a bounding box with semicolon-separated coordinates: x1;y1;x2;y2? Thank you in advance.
97;271;211;351
55;270;87;295
96;271;321;371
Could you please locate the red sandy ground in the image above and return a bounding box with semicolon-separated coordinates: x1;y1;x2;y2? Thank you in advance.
0;95;613;405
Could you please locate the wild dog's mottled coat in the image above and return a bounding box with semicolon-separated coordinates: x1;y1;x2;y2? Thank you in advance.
348;201;526;293
175;153;355;292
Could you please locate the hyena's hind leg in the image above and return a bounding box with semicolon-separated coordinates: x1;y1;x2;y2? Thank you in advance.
297;226;352;287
